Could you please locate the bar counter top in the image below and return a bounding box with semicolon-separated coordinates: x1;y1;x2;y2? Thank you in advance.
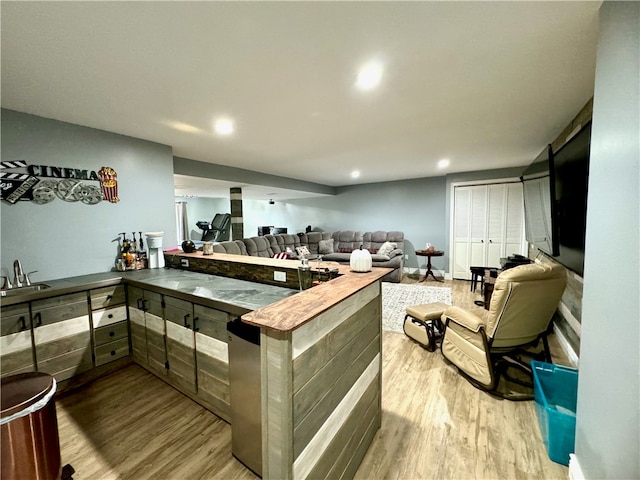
1;253;390;332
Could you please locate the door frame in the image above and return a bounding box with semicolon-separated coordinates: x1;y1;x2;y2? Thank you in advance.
448;177;525;280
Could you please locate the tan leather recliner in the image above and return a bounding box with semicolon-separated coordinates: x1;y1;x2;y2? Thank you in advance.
440;262;567;396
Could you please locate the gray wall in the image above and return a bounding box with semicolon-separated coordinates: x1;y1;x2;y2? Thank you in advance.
1;110;177;281
575;3;639;479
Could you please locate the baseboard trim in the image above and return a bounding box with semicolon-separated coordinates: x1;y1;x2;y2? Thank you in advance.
569;454;585;480
553;324;579;367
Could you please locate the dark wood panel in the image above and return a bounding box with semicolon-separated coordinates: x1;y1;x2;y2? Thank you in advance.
305;377;379;480
35;331;91;361
0;349;35;377
165;295;194;327
37;347;93;381
1;303;30;336
32;292;89;326
196;351;229;384
197;366;230;404
94;321;129;345
95;338;130;366
293;298;379;392
194;304;229;341
293;335;379;458
90;285;126;310
146;330;167;375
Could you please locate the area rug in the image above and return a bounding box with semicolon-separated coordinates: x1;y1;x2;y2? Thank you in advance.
381;283;452;333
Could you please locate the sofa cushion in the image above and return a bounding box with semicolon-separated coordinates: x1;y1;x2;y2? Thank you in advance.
243;236;274;257
332;231;364;253
318;239;334;255
377;241;397;256
212;240;248;256
296;245;311;257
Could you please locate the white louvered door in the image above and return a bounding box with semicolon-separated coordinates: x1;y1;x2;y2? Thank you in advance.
452;182;525;280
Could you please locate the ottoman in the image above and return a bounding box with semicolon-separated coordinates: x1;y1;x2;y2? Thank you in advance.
403;301;449;352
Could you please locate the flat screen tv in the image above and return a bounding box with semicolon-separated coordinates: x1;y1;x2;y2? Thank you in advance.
552;121;591;276
521;144;558;256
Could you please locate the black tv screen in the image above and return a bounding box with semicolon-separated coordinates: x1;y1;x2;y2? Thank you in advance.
552;122;591;276
521;144;558;256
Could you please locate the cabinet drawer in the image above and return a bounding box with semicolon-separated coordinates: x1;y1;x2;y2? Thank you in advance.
95;337;130;366
94;321;129;346
92;305;128;328
90;285;126;310
1;303;30;336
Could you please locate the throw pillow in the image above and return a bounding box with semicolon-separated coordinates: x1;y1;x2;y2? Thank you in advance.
273;252;290;259
318;239;334;255
377;241;397;256
296;246;311;257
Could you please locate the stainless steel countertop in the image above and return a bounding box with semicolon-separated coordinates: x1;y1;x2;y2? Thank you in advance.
0;268;297;315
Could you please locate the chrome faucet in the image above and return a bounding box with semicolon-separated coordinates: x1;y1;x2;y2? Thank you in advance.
13;260;24;288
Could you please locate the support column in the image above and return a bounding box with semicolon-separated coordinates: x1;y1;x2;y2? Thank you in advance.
230;187;244;240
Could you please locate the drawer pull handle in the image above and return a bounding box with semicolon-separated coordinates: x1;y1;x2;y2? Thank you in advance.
108;313;114;319
111;350;116;356
109;331;115;337
193;316;199;332
35;312;42;327
19;316;27;331
184;313;191;329
107;295;113;301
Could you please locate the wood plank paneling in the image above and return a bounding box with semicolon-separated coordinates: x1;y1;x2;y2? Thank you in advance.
94;321;128;345
291;282;379;359
293;298;379;391
293;334;379;458
95;338;130;366
1;302;30;336
0;349;35;377
293;355;380;480
262;330;294;480
306;378;379;480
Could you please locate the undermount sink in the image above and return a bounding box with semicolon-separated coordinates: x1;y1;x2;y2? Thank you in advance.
1;283;51;297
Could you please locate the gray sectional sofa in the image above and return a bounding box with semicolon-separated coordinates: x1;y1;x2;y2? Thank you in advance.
210;230;405;282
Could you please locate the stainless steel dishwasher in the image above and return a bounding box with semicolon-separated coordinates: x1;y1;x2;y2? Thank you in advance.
227;317;262;477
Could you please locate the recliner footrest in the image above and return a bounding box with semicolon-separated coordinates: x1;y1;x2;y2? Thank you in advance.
403;302;449;352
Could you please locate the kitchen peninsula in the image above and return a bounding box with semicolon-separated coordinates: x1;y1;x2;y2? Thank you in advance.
0;253;388;480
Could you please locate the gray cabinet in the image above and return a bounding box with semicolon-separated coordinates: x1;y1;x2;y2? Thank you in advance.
0;302;35;378
90;285;130;366
31;292;92;382
164;295;197;394
127;286;166;375
194;304;231;421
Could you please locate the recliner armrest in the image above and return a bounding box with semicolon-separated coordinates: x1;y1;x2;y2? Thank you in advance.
388;248;403;259
442;306;485;333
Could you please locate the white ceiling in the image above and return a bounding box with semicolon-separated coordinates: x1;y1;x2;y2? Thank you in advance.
1;1;600;199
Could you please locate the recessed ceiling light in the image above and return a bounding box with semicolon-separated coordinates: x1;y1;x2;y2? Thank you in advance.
438;159;450;169
214;118;234;136
351;170;361;179
355;61;383;91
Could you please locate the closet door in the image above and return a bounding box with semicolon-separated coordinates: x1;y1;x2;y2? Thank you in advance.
504;183;525;257
452;182;525;279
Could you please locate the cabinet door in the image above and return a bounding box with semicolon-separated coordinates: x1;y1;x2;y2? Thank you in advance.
469;185;488;268
164;296;196;393
0;303;35;378
487;184;506;268
194;305;230;421
127;286;148;365
32;292;92;382
504;183;525;257
144;291;166;376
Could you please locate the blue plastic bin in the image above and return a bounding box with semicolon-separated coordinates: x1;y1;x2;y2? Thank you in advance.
531;360;578;466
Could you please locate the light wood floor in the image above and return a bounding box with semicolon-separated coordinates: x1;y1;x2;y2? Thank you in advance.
55;277;568;479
